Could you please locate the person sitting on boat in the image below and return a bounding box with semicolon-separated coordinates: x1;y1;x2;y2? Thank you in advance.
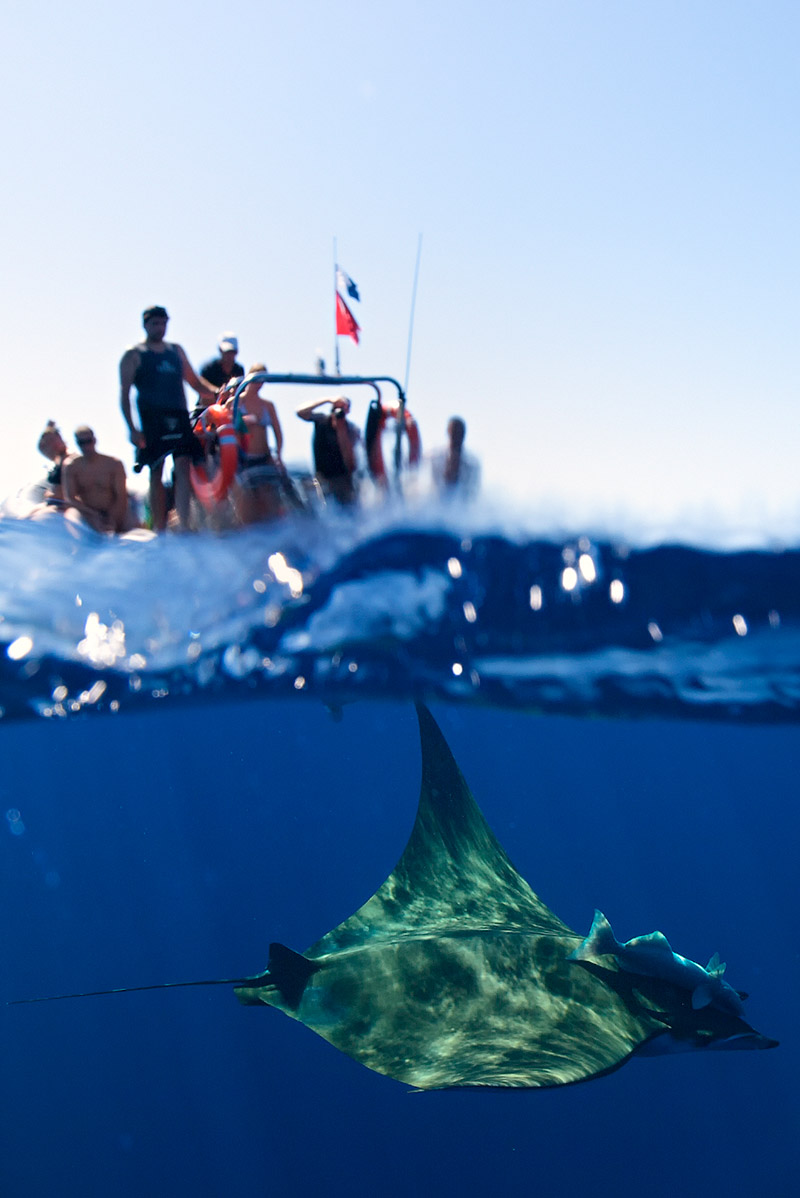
229;363;286;525
119;305;218;532
297;396;361;506
62;427;139;534
3;421;75;519
430;417;480;500
37;421;70;506
31;422;98;524
198;332;245;397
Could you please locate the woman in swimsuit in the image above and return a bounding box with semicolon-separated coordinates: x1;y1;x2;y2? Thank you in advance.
230;364;286;525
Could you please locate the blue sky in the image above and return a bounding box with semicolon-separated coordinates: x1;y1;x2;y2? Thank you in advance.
2;1;799;532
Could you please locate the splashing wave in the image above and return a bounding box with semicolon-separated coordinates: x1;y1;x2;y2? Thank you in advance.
1;509;799;723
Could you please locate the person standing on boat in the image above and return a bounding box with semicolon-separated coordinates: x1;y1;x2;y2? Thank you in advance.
230;363;286;524
297;396;361;506
199;333;245;395
430;417;480;500
119;305;217;531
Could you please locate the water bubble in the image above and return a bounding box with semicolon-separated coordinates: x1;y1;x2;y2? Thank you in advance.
578;553;597;583
609;579;625;604
6;809;25;836
7;636;33;661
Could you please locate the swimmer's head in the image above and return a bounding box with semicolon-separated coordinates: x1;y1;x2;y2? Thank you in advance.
37;421;67;460
448;417;466;448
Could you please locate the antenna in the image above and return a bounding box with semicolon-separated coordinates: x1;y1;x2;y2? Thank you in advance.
404;233;423;396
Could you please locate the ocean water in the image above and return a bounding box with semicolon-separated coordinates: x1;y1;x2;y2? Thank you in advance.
0;507;797;1197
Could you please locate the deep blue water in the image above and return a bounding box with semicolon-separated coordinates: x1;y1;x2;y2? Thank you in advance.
1;512;798;1196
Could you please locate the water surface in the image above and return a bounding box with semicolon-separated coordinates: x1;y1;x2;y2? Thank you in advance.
1;509;796;1197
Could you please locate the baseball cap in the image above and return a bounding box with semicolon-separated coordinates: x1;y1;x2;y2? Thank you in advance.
218;333;238;353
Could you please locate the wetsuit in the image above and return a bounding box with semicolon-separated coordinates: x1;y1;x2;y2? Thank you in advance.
310;413;359;504
133;343;203;471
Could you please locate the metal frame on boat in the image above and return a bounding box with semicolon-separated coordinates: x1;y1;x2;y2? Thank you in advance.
227;369;414;489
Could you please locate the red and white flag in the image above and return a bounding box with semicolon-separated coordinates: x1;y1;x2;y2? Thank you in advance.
336;291;360;343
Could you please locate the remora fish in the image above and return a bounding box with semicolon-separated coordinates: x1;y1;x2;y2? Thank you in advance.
570;910;745;1016
12;704;777;1088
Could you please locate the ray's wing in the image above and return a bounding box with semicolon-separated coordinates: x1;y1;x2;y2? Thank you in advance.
307;704;575;959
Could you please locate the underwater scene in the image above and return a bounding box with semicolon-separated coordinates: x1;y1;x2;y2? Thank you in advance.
1;507;797;1198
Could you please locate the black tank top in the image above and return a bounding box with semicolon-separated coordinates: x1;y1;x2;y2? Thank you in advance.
313;419;347;478
134;344;186;412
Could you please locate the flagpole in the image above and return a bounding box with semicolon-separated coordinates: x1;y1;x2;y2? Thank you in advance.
333;237;341;376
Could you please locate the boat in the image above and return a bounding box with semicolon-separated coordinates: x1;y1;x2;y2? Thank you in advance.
190;368;423;519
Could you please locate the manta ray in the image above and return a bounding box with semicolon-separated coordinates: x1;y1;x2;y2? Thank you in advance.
14;705;776;1088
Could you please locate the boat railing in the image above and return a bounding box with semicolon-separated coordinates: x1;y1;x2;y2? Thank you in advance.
227;371;411;485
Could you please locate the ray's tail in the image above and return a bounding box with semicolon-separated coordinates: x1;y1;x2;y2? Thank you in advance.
8;971;270;1005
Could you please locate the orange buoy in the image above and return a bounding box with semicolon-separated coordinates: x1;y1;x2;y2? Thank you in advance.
190;413;240;509
365;400;421;484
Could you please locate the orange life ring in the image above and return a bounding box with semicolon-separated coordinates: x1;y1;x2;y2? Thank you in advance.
193;402;235;436
366;401;421;483
190;407;240;509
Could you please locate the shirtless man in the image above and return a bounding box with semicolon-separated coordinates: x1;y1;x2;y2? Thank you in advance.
61;427;134;533
119;305;218;531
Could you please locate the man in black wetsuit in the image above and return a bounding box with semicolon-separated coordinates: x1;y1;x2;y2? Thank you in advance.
119;305;218;531
296;396;360;505
199;333;245;392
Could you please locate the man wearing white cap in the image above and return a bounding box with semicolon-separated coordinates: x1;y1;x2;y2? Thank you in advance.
199;332;245;391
